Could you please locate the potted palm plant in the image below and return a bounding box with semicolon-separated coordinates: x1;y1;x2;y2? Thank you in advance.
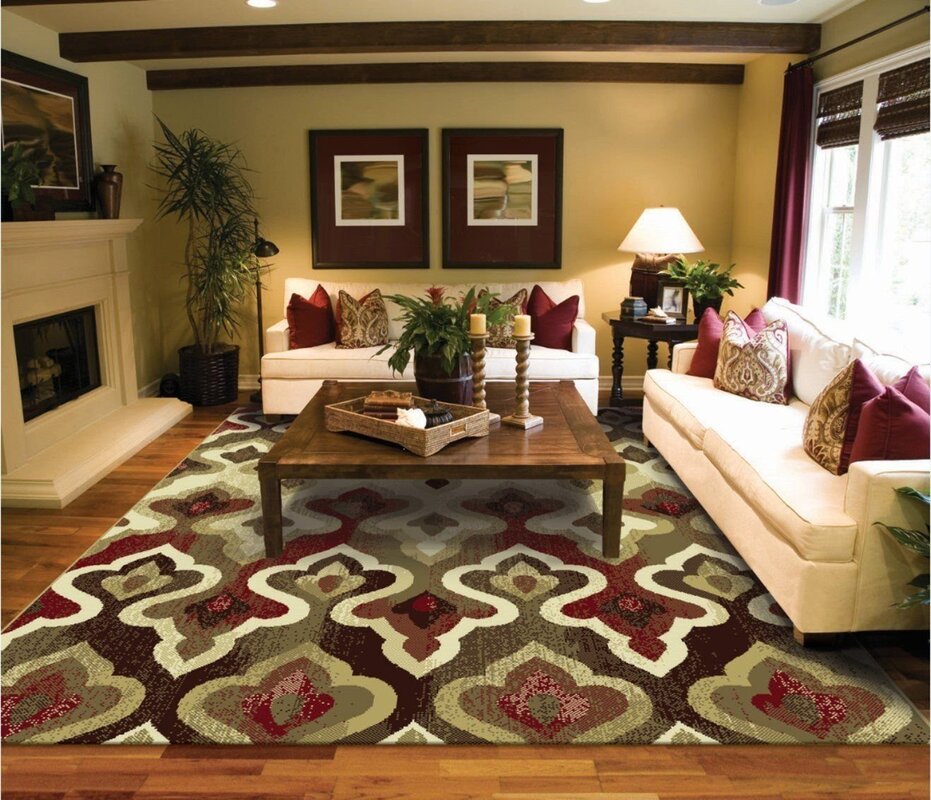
151;118;261;405
380;286;509;404
661;258;744;321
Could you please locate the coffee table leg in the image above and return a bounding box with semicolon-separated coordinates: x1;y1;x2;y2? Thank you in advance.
259;462;283;557
602;460;625;558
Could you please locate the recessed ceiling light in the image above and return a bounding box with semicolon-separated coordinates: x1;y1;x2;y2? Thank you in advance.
246;0;277;8
583;0;611;4
759;0;799;5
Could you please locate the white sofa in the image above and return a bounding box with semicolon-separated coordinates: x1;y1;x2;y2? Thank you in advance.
262;279;599;415
643;297;930;640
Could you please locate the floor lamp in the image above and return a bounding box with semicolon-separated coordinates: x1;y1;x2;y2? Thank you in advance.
252;219;280;404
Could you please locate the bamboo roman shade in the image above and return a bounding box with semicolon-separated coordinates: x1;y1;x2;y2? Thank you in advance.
816;81;863;148
874;58;930;140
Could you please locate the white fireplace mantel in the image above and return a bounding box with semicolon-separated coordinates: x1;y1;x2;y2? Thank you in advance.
2;218;191;508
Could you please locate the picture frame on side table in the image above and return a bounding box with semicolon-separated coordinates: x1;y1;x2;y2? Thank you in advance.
309;129;429;269
657;279;689;321
443;128;563;269
1;50;94;213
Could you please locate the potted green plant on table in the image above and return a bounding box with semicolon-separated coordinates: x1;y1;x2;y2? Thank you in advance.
661;258;743;321
380;286;509;405
877;487;929;609
151;118;262;406
1;142;50;221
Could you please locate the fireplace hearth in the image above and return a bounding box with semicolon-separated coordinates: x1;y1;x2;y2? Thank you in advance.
15;306;102;422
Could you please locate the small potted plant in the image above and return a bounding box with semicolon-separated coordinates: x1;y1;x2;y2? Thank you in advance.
661;258;743;321
151;118;262;406
1;142;51;221
380;286;509;405
877;487;929;609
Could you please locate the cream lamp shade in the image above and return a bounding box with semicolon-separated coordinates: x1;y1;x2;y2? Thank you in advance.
618;207;703;254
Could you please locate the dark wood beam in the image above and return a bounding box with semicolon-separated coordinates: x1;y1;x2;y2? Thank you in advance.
61;20;820;62
146;61;745;90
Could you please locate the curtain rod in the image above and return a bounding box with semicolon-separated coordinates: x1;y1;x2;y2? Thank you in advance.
788;5;929;71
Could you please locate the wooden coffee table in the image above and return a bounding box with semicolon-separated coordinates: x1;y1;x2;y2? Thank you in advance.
258;380;625;558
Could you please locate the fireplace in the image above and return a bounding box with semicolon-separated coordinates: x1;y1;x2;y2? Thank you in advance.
14;306;102;423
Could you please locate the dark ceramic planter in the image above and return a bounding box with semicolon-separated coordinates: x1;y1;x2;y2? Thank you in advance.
692;296;723;323
413;353;473;406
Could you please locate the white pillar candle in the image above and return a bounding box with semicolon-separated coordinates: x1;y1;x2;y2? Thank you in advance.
513;314;531;337
469;313;486;335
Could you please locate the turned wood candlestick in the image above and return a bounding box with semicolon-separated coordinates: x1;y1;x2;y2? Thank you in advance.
502;334;543;430
469;333;500;424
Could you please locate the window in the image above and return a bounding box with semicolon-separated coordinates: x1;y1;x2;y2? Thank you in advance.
802;47;930;362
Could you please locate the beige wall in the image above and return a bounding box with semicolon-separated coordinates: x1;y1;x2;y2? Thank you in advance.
1;11;163;389
815;0;929;80
728;54;800;317
152;82;743;379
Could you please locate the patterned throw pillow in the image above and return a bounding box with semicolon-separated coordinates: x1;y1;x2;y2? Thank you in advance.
335;289;389;349
713;312;790;405
802;359;884;475
481;288;528;348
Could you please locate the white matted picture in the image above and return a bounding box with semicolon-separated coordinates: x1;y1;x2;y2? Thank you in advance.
657;280;688;320
334;154;405;226
466;154;537;226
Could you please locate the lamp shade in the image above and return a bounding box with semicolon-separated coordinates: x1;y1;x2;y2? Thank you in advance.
618;207;703;254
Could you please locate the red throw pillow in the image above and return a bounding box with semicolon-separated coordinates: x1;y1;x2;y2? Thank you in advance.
527;285;579;351
688;308;765;378
286;286;335;349
850;386;931;464
893;366;930;414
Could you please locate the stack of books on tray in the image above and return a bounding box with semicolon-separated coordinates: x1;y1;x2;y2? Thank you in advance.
361;390;413;420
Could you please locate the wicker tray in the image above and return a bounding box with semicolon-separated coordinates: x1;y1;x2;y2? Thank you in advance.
324;395;489;457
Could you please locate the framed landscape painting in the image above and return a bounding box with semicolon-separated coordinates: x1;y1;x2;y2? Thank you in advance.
309;129;428;269
443;128;563;269
1;50;94;212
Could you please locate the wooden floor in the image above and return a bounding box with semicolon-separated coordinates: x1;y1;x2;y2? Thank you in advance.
2;393;928;799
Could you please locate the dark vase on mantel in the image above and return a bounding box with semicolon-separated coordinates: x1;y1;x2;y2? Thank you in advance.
96;164;123;219
692;296;723;323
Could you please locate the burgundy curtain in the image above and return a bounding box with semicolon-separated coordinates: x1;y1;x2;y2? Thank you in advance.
767;65;814;303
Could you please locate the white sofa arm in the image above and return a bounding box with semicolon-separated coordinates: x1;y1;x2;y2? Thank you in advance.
572;318;596;355
845;461;930;530
671;341;698;374
265;319;289;354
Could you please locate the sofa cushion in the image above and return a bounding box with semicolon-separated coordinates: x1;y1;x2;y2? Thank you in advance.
688;307;765;378
802;359;884;475
528;285;579;351
485;345;598;380
702;427;857;563
850;387;931;465
762;297;852;405
336;289;389;349
481;288;528;348
713;314;790;405
644;369;807;451
853;338;931;386
287;287;335;349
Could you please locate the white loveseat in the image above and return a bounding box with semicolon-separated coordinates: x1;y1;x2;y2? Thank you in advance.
262;279;599;415
643;297;930;640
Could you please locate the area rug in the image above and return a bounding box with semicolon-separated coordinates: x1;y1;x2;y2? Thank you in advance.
2;406;927;745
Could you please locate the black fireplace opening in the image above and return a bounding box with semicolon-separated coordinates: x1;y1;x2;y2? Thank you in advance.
14;306;102;422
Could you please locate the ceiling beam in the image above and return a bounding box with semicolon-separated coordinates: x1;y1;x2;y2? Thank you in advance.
60;20;820;62
146;61;745;90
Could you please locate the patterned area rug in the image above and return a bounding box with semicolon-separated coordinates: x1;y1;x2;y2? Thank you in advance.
2;406;927;745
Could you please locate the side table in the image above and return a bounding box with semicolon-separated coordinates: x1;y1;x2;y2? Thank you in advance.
601;312;699;406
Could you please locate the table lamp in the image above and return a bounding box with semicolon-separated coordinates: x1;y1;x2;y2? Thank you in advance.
618;207;703;311
252;218;280;404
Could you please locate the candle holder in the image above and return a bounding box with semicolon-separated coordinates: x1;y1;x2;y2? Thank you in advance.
502;334;543;430
469;333;501;424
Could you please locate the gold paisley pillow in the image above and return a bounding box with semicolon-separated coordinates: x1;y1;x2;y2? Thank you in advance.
713;312;790;405
336;289;389;349
481;288;528;349
802;359;884;474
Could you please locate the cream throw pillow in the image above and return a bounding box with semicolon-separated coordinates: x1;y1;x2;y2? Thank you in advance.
713;312;790;405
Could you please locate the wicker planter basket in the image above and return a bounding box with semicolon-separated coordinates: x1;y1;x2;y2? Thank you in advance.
325;395;489;457
178;344;239;406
